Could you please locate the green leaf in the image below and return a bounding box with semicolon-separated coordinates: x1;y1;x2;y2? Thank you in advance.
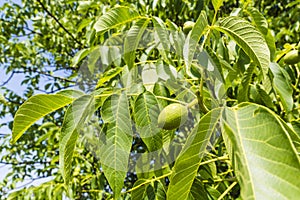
167;108;222;200
246;7;268;35
255;85;274;109
72;48;90;67
100;93;133;198
198;48;224;83
131;179;149;200
0;93;7;105
56;89;85;98
212;0;224;11
59;95;94;184
154;180;167;200
94;6;140;33
152;16;171;63
190;178;208;200
95;67;123;89
132;179;166;200
291;120;300;137
134;91;163;151
153;82;170;109
238;64;255;102
222;103;300;199
264;30;276;61
124;18;150;69
269;62;293;112
213;17;270;77
142;63;159;91
12;94;74;144
183;11;208;71
166;19;185;59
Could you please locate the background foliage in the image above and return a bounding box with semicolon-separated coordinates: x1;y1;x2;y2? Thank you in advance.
0;0;300;199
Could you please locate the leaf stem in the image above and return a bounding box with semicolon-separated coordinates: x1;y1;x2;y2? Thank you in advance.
196;76;209;114
199;155;229;166
217;181;238;200
124;172;172;193
156;96;188;106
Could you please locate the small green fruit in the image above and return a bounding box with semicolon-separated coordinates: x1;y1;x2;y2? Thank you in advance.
157;103;188;130
283;50;300;64
183;21;195;34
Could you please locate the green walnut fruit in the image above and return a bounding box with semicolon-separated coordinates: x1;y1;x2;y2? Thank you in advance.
283;50;300;64
158;103;188;130
183;21;195;34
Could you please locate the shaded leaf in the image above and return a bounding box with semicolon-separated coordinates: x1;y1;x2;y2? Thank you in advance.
269;62;293;112
183;11;208;70
131;179;149;200
134;91;163;151
100;93;133;198
255;85;274;109
59;95;94;184
96;67;123;89
190;178;208;200
167;108;222;200
264;30;276;61
152;16;171;63
124;18;150;69
238;64;255;102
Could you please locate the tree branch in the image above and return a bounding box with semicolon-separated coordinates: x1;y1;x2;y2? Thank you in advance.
0;71;15;87
0;161;51;165
36;0;85;48
14;69;76;83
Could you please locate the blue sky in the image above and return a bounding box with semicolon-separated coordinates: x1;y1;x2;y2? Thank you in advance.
0;0;55;192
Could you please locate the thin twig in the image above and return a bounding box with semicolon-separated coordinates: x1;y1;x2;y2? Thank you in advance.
14;70;75;83
0;161;51;165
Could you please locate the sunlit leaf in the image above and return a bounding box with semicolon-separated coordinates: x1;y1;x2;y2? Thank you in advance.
72;48;90;67
12;94;74;144
213;17;270;77
246;7;268;35
94;6;141;33
212;0;224;11
222;103;300;199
